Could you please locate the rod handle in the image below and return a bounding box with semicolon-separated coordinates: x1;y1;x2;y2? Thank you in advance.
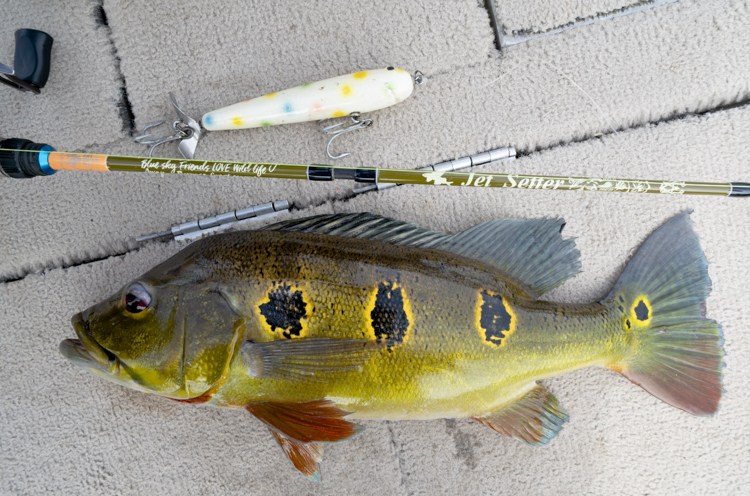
0;138;55;178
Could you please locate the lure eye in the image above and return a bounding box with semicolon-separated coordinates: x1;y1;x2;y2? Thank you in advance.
124;283;151;313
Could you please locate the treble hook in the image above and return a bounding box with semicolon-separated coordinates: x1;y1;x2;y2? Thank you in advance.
318;112;373;159
133;120;194;157
132;92;202;158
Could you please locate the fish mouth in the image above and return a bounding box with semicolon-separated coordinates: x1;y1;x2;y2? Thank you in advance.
60;313;119;373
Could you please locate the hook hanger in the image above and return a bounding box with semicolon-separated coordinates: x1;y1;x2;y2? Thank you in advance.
318;112;373;159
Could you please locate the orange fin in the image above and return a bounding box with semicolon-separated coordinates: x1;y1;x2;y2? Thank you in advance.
473;384;568;446
268;429;324;482
247;399;365;443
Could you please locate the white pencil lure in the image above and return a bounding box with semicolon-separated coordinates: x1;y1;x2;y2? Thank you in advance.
135;67;424;159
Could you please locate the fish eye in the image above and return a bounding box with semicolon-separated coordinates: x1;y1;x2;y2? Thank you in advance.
124;283;151;313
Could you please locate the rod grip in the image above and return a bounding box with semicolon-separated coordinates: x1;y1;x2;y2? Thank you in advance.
0;138;55;178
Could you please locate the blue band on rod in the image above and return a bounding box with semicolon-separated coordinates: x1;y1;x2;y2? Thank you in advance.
38;145;56;175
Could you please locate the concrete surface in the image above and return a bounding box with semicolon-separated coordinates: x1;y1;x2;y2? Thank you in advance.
1;1;748;494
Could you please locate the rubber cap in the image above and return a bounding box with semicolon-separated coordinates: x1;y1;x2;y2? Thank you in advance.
0;138;54;178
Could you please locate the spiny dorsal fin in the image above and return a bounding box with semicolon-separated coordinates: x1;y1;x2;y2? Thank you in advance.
473;384;569;446
264;213;448;247
264;214;580;296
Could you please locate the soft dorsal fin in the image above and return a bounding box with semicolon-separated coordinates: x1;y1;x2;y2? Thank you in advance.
473;384;569;446
433;218;580;297
265;213;580;297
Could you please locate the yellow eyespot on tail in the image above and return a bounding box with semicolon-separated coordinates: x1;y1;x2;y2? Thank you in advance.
363;281;413;345
257;282;312;339
476;291;516;348
352;71;368;79
231;116;243;127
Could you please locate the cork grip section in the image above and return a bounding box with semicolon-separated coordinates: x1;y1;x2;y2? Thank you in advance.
48;153;109;172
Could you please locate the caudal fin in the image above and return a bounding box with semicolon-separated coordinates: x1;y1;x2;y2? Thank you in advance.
604;211;724;416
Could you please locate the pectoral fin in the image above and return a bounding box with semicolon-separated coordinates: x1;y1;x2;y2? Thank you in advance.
241;337;390;383
268;429;324;482
247;399;365;444
473;384;568;446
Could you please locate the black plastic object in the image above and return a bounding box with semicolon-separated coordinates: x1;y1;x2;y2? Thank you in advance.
0;138;52;178
14;29;53;88
729;183;750;197
307;165;333;181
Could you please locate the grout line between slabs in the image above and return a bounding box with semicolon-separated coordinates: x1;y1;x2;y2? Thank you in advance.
93;0;136;134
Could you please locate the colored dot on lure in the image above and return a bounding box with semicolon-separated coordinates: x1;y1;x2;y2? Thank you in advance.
203;114;214;125
261;122;272;127
232;116;243;126
353;71;368;79
265;92;278;98
283;103;293;113
332;110;346;117
341;85;352;96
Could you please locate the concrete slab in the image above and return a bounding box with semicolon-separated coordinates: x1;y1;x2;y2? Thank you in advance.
0;1;128;149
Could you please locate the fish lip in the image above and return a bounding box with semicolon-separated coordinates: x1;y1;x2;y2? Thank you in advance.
59;338;96;368
65;312;118;369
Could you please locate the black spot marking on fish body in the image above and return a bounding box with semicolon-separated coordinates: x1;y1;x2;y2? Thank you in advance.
370;282;410;343
618;305;625;313
634;300;650;321
626;319;631;330
259;283;307;339
480;291;512;345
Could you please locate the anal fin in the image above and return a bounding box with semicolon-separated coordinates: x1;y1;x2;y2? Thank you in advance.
473;384;568;446
247;399;364;444
268;429;324;482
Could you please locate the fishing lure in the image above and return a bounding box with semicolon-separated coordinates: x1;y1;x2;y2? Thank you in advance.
135;67;424;159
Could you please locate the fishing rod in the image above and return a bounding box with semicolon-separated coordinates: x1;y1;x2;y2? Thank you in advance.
0;138;748;197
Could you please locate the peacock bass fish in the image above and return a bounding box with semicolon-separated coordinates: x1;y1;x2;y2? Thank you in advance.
60;212;724;481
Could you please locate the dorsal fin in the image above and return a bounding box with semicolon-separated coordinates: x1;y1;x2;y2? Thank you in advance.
433;218;580;297
263;213;448;247
264;214;580;296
